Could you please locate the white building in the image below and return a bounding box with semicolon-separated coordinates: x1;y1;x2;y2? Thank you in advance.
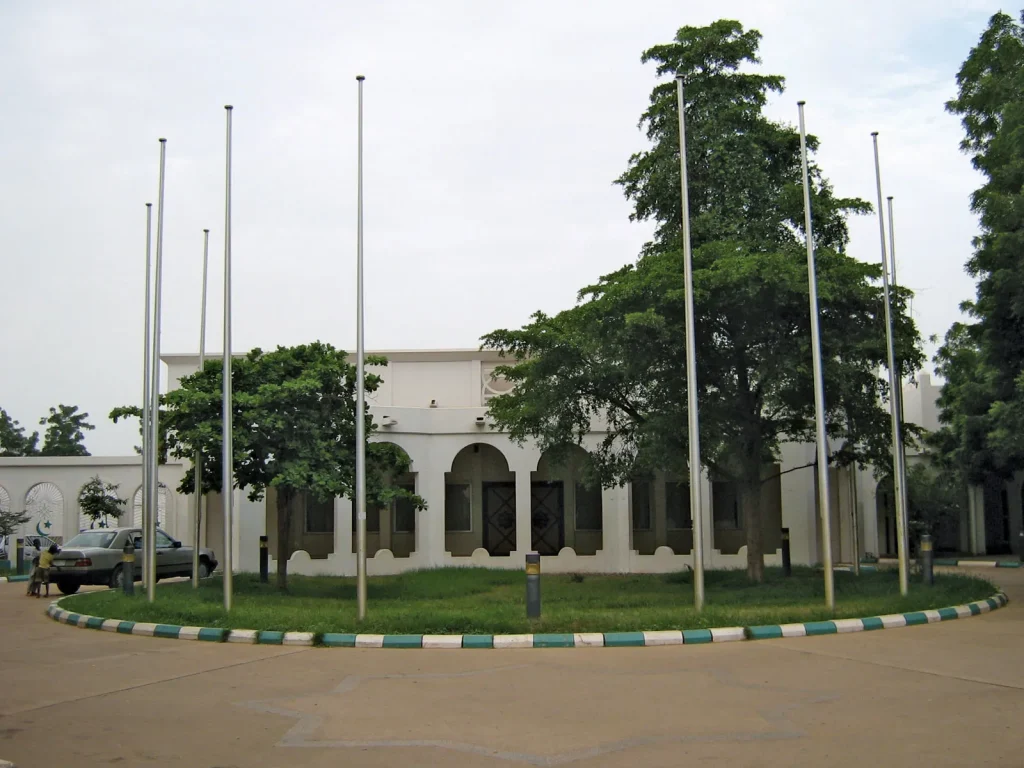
1;353;1019;573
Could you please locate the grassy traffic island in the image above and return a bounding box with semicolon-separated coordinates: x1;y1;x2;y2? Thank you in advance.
57;567;998;637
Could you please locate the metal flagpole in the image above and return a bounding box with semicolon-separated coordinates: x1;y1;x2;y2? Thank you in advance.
222;106;234;612
141;203;153;589
192;228;210;589
148;139;167;603
798;102;835;610
675;75;705;612
886;196;909;521
871;132;909;596
355;75;368;621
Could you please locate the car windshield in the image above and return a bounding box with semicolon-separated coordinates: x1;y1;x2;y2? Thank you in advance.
64;531;117;549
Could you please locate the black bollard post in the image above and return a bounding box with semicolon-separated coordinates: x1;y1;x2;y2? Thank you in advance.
15;537;24;576
526;553;541;619
781;528;792;577
259;535;269;583
920;533;934;586
123;539;135;596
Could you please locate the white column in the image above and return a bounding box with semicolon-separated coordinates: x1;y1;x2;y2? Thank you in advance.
332;496;355;574
700;469;714;567
236;493;265;572
780;446;816;566
416;467;446;566
600;483;630;572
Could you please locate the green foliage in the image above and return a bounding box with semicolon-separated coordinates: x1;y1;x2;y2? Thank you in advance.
38;404;94;457
483;20;923;583
905;463;966;549
110;342;424;589
77;476;127;529
62;568;995;635
934;12;1024;483
0;507;31;538
0;408;39;456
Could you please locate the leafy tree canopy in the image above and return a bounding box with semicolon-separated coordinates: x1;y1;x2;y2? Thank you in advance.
111;342;423;588
933;11;1024;483
39;405;94;457
0;409;39;457
77;476;127;529
482;20;922;582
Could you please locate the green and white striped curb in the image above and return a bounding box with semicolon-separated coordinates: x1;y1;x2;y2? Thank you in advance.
932;559;1022;568
45;592;1008;648
0;575;31;583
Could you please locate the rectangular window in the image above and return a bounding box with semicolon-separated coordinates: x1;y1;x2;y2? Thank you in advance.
631;480;652;531
350;504;380;533
392;481;417;534
712;481;741;529
574;483;603;531
305;494;335;534
666;481;692;530
445;483;472;532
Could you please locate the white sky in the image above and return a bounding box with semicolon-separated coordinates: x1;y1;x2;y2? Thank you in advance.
0;0;993;455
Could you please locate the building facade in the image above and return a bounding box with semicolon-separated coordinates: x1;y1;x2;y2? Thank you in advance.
1;352;1019;574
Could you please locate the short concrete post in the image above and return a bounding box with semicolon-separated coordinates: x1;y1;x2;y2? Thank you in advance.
123;540;135;596
781;527;792;577
525;553;541;619
259;535;269;583
920;533;933;587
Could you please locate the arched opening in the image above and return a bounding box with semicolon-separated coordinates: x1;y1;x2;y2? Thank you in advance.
132;485;168;528
876;476;896;557
77;478;123;531
533;446;603;556
629;469;691;555
25;482;65;543
446;443;513;557
0;485;10;515
348;442;417;559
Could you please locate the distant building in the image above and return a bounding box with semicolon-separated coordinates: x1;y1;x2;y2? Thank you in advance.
1;354;1019;574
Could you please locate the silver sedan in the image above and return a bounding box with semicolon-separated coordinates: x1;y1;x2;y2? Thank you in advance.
49;527;218;595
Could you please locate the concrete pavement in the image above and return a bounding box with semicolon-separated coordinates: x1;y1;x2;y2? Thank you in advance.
1;571;1022;767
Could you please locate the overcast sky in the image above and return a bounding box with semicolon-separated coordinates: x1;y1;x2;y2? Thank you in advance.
0;0;994;456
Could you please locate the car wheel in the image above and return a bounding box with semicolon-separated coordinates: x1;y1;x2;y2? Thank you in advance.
109;565;124;590
198;559;212;579
57;580;80;596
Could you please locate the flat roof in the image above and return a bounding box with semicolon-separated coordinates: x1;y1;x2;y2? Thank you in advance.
162;349;508;364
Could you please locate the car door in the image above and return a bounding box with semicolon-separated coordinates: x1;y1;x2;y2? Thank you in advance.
155;530;186;576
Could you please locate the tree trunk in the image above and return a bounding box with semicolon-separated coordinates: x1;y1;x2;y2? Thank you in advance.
742;463;765;583
276;488;292;591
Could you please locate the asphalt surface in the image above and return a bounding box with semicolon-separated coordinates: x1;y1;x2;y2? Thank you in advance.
1;569;1021;767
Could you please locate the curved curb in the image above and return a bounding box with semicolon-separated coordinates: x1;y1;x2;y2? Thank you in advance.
45;592;1009;649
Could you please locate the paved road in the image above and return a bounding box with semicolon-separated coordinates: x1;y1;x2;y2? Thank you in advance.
1;570;1022;768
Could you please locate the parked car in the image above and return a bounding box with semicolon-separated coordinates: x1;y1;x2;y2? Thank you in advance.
49;527;217;595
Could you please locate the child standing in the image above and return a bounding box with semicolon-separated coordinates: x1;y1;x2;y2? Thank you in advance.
27;544;58;598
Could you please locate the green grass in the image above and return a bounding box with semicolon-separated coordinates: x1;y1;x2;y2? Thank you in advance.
59;567;997;636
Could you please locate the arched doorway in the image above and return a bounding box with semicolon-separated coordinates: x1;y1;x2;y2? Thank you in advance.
446;443;514;556
534;446;602;555
132;485;168;528
25;482;64;543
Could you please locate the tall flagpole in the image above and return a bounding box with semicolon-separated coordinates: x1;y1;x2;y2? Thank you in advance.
798;102;835;610
141;203;153;588
192;228;210;589
355;75;368;621
871;132;909;595
675;75;705;612
886;196;909;550
222;106;234;612
148;139;167;603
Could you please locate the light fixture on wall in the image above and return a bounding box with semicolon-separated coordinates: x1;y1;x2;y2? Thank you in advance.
429;399;437;408
475;416;486;427
381;416;397;427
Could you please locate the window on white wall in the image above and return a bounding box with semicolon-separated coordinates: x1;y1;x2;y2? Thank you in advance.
712;481;742;529
666;481;692;530
305;494;335;534
392;480;417;533
445;484;472;532
574;483;603;531
631;481;652;531
350;504;380;533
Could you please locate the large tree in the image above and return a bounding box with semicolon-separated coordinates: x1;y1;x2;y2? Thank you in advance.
933;11;1024;483
0;409;39;456
112;342;422;589
39;405;94;457
482;20;922;582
